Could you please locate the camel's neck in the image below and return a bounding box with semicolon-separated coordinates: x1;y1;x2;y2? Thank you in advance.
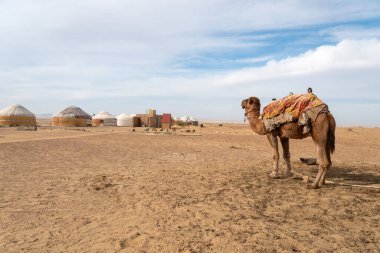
246;108;267;135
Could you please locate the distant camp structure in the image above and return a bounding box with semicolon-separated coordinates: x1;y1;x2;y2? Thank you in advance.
0;104;36;126
176;116;198;126
43;106;194;128
51;106;92;127
116;109;174;128
92;111;117;126
136;109;163;128
162;113;172;129
117;113;137;127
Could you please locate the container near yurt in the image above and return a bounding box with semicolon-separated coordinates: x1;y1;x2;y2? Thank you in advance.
117;113;137;127
92;111;117;126
162;113;172;129
0;104;37;126
51;106;92;127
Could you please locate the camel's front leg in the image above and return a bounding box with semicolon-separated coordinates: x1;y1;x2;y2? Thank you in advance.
280;137;293;177
267;133;280;178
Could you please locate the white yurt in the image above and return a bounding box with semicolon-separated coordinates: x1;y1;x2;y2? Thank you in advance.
92;111;117;126
117;113;136;127
0;104;37;126
51;106;92;127
180;116;195;123
178;115;198;126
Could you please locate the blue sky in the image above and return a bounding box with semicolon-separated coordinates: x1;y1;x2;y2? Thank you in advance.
0;0;380;126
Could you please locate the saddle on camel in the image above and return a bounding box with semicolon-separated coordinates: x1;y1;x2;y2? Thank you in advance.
260;92;329;133
241;89;335;188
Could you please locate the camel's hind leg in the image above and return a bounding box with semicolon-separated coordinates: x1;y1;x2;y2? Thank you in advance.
319;148;332;186
280;137;293;177
311;144;330;188
267;133;280;179
310;117;332;188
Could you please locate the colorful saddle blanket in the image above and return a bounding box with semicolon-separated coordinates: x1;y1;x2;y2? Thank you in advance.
261;93;325;120
261;93;327;131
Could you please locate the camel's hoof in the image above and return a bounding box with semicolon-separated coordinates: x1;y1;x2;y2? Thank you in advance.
269;171;280;179
318;182;325;188
285;171;294;178
306;184;319;189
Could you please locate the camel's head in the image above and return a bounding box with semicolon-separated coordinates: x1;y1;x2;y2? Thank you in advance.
241;97;260;114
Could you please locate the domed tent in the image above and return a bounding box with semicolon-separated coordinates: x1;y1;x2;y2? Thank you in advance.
180;116;195;123
117;113;136;127
92;111;117;126
179;115;198;126
0;104;37;126
51;106;92;127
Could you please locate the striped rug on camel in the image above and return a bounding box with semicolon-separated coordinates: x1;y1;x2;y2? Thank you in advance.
261;93;327;131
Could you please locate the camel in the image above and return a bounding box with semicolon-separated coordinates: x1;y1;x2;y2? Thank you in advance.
241;96;336;188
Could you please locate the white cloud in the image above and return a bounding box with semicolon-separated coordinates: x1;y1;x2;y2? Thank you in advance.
1;1;380;71
0;1;380;124
216;39;380;87
1;39;380;112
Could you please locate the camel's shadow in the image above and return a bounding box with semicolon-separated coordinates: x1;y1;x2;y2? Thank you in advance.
307;165;380;185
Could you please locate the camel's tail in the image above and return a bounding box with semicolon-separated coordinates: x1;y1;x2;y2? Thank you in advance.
327;113;336;154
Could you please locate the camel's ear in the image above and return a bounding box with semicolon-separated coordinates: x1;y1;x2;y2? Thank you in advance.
248;97;255;104
241;99;247;109
248;97;260;106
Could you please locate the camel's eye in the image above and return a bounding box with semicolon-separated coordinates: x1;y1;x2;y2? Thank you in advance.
249;99;253;105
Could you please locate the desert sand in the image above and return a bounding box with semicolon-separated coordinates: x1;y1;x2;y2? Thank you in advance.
0;122;379;252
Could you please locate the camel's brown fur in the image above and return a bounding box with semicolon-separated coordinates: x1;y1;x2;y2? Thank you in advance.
241;96;336;188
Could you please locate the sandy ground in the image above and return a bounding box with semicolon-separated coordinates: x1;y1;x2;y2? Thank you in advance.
0;122;379;252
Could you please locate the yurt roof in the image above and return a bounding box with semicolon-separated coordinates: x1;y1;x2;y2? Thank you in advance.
57;106;92;119
0;104;35;117
93;111;115;119
117;113;136;119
